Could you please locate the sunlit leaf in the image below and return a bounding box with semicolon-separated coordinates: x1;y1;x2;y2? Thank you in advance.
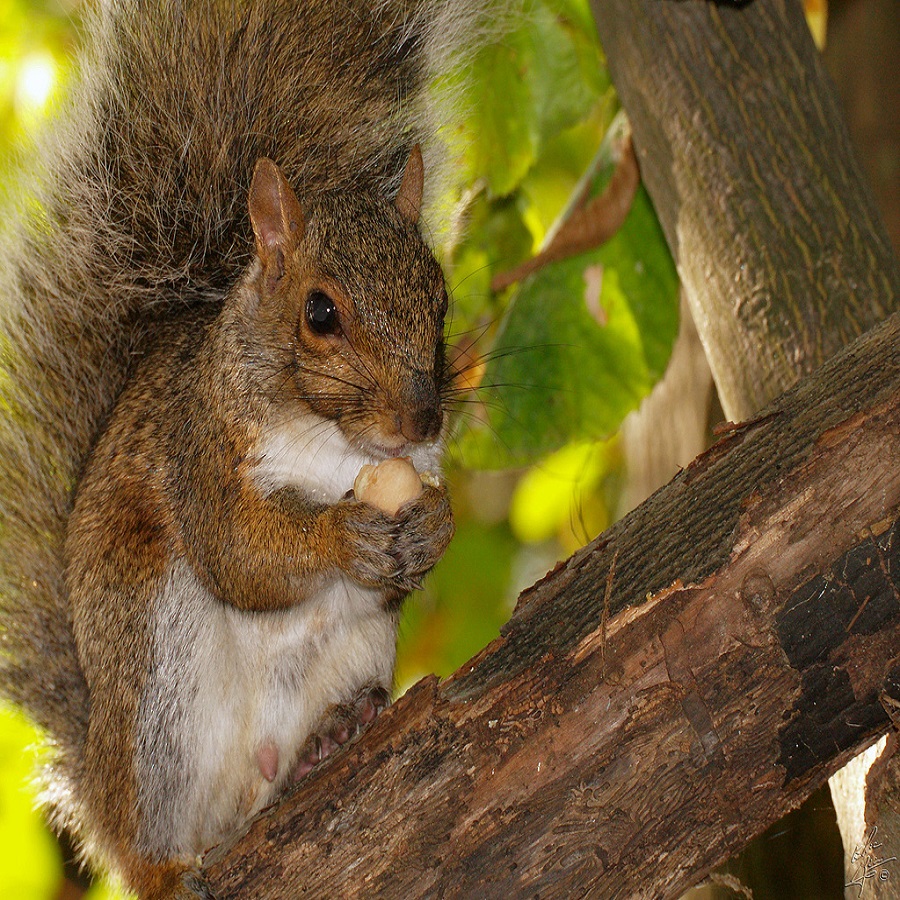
509;439;614;545
447;195;533;329
457;176;679;469
518;111;616;243
453;2;607;199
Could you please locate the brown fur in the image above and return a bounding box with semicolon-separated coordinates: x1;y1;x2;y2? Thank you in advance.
62;168;457;890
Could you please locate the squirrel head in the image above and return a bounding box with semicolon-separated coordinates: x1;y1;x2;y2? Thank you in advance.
243;148;448;456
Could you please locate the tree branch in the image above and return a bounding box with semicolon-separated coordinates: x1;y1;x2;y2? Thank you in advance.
589;0;900;883
202;313;900;898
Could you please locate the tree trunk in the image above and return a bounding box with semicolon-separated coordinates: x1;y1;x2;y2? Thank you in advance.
202;313;900;899
588;0;899;422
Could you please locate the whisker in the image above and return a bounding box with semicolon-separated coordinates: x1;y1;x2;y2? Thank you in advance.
292;362;369;395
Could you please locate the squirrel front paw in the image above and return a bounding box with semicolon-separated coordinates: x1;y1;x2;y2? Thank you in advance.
333;481;453;594
331;499;403;589
392;485;454;591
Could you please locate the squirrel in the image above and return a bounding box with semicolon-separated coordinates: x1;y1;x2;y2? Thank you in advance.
0;0;497;896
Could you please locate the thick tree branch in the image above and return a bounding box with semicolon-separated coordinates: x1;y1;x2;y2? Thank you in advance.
202;314;900;898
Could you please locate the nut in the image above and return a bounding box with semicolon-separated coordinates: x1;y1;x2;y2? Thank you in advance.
354;457;424;516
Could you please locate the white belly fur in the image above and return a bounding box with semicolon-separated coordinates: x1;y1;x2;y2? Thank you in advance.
138;565;396;855
136;413;441;856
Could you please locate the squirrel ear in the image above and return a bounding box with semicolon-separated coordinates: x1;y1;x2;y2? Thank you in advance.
394;144;424;225
248;158;305;270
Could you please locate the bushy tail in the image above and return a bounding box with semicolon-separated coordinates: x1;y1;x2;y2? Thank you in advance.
0;0;493;815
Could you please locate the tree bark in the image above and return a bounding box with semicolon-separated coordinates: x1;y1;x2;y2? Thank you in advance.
589;0;900;422
589;1;900;891
202;312;900;898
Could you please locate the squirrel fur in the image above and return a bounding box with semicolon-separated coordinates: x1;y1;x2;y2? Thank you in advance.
0;0;496;895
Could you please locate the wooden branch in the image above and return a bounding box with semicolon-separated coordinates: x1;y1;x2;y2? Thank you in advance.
589;0;900;420
201;313;900;898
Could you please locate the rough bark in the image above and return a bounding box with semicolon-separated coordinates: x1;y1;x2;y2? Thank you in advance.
589;0;900;422
201;312;899;898
589;0;900;890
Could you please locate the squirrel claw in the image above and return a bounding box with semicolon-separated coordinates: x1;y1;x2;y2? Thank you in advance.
291;686;390;782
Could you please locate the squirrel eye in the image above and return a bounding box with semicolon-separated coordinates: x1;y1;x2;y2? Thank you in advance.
306;291;340;336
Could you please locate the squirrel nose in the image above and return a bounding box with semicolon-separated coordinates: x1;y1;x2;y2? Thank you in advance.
397;373;443;444
399;404;442;443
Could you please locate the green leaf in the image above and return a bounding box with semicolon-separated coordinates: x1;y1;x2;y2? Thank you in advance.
456;182;679;469
455;31;537;198
451;2;608;199
541;0;603;44
518;111;616;241
447;195;533;329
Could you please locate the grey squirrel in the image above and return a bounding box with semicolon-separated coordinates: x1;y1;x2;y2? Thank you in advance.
0;1;496;896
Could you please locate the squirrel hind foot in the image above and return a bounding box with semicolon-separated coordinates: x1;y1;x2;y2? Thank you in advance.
291;685;391;781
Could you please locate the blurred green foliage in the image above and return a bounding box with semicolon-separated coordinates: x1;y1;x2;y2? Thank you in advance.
0;2;83;896
0;0;79;177
441;5;678;471
0;0;679;896
0;704;61;898
457;177;678;468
